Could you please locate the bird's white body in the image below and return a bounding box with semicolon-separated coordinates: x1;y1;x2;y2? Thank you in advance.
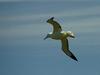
49;31;66;40
44;17;78;61
49;31;74;40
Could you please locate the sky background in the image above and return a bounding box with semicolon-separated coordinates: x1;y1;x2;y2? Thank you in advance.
0;1;100;75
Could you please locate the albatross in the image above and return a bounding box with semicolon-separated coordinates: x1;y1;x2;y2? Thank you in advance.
44;17;78;61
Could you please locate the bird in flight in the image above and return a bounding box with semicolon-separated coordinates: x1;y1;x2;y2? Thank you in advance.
44;17;78;61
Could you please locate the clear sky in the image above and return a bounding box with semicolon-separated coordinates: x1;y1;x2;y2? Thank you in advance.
0;1;100;75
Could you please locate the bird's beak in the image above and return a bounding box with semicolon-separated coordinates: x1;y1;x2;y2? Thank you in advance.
44;35;48;40
46;20;49;23
70;35;75;38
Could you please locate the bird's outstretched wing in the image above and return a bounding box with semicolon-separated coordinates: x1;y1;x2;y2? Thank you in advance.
47;17;62;33
61;38;78;61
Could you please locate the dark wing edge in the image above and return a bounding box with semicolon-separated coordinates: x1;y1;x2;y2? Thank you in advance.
61;39;78;61
47;17;62;33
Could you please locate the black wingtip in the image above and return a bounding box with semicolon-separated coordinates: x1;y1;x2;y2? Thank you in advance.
47;17;54;23
50;17;54;20
70;54;78;61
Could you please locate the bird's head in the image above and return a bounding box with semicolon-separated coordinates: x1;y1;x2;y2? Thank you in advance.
44;33;52;40
67;31;75;38
47;17;54;23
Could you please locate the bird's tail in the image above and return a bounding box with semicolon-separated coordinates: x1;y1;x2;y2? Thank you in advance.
63;50;78;61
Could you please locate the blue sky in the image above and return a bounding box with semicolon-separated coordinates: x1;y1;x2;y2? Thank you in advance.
0;1;100;75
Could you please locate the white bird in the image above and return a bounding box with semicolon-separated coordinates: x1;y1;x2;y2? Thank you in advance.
44;17;78;61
